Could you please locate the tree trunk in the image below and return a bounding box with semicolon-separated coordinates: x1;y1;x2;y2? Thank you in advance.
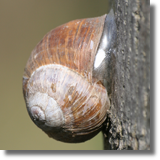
103;0;150;150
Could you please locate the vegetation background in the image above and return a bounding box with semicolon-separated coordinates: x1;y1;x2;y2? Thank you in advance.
0;0;110;150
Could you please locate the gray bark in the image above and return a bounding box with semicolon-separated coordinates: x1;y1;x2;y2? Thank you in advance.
103;0;150;150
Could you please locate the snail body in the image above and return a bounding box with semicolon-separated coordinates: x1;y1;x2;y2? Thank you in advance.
23;9;116;143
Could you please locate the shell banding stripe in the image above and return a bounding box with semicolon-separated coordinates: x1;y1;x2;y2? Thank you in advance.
25;64;108;135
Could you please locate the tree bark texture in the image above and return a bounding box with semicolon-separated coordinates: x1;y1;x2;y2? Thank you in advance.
103;0;150;150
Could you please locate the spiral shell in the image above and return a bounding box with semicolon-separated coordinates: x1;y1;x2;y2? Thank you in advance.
22;10;116;143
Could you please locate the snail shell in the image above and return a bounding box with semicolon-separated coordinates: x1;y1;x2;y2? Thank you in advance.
23;10;116;143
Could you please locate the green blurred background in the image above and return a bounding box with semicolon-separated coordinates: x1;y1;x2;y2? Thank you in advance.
0;0;109;150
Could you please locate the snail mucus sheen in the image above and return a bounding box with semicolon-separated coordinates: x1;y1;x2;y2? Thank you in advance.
23;10;116;143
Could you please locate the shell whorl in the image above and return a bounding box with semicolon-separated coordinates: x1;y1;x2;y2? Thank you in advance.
23;15;106;86
23;14;110;143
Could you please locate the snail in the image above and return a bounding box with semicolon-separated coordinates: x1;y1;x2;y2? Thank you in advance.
23;9;116;143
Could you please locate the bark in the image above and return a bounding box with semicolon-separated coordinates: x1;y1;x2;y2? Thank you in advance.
103;0;150;150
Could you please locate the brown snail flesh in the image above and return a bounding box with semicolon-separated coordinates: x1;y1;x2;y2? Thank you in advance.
23;9;116;143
